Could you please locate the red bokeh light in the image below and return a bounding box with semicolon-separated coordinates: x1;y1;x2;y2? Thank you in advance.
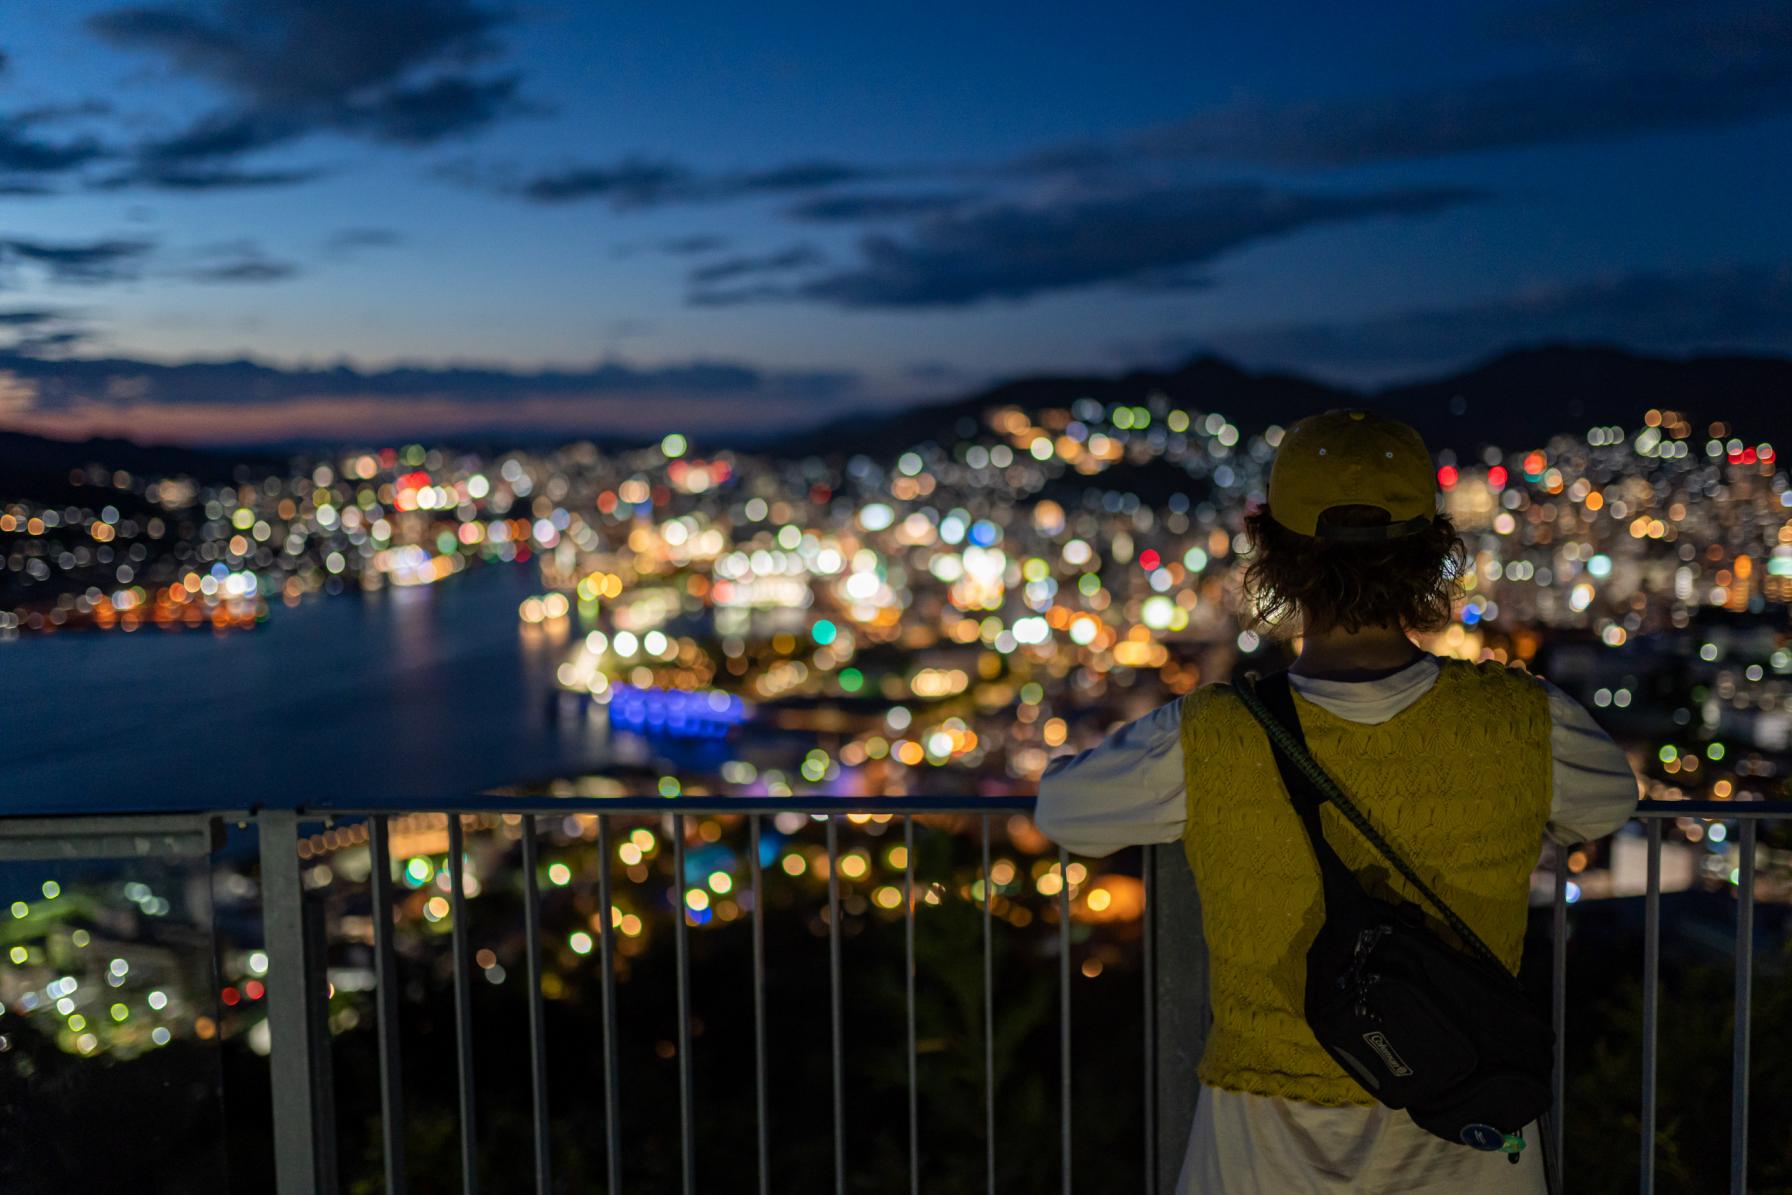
1487;465;1508;488
1437;465;1459;489
1139;549;1161;570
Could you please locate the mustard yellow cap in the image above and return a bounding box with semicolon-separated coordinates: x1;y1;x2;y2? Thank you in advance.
1267;408;1437;539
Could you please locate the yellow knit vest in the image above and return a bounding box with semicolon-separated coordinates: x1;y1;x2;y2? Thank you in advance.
1178;656;1553;1105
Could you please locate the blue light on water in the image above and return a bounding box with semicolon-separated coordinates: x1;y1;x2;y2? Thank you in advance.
607;684;746;739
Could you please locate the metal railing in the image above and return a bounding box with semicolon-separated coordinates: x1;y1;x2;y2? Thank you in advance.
0;796;1784;1194
260;795;1125;1195
1546;800;1786;1195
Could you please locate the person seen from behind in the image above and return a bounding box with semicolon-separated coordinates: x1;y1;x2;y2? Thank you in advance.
1034;409;1639;1194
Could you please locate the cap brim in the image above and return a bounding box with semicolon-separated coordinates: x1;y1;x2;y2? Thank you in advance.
1310;515;1433;543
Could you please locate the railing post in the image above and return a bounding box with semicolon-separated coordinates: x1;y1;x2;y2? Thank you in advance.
1730;819;1756;1195
520;815;552;1195
259;809;326;1195
369;815;408;1195
1142;848;1156;1194
447;815;480;1195
1058;846;1073;1194
303;882;340;1191
1147;842;1206;1194
981;815;996;1195
1639;819;1660;1195
596;816;624;1193
1545;841;1568;1195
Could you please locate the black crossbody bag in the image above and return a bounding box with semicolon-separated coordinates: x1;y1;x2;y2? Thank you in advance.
1233;670;1553;1161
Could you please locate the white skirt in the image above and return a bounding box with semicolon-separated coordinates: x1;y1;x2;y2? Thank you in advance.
1177;1087;1548;1194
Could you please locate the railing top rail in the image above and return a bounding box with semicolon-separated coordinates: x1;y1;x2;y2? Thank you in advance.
0;793;1040;820
1633;799;1792;819
0;794;1786;822
302;794;1041;817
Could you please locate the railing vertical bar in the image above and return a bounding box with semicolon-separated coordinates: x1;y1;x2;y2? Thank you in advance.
447;814;479;1195
259;809;322;1195
827;816;846;1195
1549;841;1567;1187
1730;818;1755;1195
1058;845;1072;1195
520;815;551;1195
673;815;696;1195
369;814;407;1195
300;882;340;1191
1640;820;1661;1195
1141;847;1156;1195
906;815;919;1195
596;815;623;1195
751;815;771;1195
982;813;995;1195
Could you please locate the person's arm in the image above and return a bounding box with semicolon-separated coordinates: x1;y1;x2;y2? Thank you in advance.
1538;678;1641;844
1033;696;1189;858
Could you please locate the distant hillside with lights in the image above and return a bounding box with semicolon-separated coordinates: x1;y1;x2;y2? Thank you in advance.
1;346;1789;482
776;344;1792;460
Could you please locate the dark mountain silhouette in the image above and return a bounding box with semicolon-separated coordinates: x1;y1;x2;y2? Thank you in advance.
1;346;1788;491
1372;344;1792;449
769;354;1353;458
0;430;282;507
774;344;1792;459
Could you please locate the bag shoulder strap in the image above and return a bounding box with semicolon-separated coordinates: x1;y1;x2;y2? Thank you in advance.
1238;673;1371;921
1233;670;1505;969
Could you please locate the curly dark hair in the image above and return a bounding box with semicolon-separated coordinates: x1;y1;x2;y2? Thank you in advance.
1241;503;1468;635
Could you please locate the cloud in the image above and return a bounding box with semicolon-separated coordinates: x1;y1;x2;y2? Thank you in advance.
784;191;979;223
187;257;299;283
505;156;879;208
136;108;298;162
89;0;510;111
0;308;95;356
1200;262;1792;377
90;0;524;184
101;163;324;191
515;157;694;206
657;234;729;256
718;182;1478;309
1;237;153;284
323;227;403;254
0;120;109;174
0;310;63;327
334;73;523;145
9;101;115;128
175;239;299;283
728;161;875;193
689;244;823;287
0;352;859;414
1118;0;1792;167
